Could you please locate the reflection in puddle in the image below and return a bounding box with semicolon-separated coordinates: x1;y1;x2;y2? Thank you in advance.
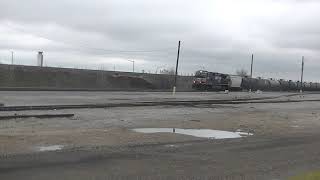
165;144;178;148
132;128;253;139
37;145;64;152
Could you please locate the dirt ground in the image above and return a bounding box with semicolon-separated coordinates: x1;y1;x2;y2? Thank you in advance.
1;92;320;179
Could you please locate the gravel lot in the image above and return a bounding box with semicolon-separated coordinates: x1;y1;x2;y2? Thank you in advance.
1;91;320;179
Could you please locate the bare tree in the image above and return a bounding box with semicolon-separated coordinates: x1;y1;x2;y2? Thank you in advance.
236;69;248;77
160;67;175;75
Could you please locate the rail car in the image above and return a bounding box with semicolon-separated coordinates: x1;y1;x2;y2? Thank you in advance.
192;70;320;91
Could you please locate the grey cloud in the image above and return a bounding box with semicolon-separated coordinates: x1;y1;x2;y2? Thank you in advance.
1;0;320;81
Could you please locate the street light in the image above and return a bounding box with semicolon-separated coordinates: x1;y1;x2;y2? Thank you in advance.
11;51;14;65
128;60;135;72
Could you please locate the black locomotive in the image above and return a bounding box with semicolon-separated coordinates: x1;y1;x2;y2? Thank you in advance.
192;70;242;91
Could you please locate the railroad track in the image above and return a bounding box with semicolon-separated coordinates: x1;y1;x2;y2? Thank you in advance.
0;96;317;111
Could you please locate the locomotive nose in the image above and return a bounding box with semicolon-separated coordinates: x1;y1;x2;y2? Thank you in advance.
193;78;206;84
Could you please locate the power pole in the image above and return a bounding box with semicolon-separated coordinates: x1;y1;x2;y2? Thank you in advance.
173;40;181;95
11;51;14;65
249;54;253;92
250;54;253;78
300;56;304;93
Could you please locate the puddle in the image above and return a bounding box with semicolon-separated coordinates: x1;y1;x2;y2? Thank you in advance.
37;145;64;152
164;144;178;148
236;129;254;136
132;128;253;139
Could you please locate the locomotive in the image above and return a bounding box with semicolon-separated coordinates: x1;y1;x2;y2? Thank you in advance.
192;70;242;91
192;70;320;91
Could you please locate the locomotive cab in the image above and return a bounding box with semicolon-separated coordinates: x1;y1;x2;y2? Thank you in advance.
192;70;210;90
192;70;230;91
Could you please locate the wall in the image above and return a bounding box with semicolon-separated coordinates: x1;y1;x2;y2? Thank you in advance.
0;64;194;91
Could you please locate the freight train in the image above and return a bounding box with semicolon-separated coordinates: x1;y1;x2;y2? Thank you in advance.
192;70;320;91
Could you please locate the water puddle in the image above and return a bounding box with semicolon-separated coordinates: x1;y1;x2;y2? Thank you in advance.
37;145;64;152
132;128;253;139
165;144;178;148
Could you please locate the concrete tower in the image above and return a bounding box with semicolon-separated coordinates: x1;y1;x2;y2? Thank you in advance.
37;52;43;67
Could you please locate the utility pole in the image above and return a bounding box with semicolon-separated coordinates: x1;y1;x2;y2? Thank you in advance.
250;54;253;78
11;51;14;65
249;54;253;92
128;60;135;72
300;56;304;93
173;40;181;95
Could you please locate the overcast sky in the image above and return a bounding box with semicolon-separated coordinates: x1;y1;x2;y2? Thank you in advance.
1;0;320;81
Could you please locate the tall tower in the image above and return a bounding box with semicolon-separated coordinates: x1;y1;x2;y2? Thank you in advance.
37;52;43;67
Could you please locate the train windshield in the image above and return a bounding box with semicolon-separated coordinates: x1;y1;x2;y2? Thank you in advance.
194;71;208;78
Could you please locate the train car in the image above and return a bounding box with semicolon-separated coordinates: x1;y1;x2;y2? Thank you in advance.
229;75;242;90
250;78;260;91
288;80;298;91
296;81;302;90
192;70;320;92
304;82;311;91
279;79;290;91
269;79;281;91
240;77;251;90
256;77;270;90
310;82;317;91
294;81;299;91
239;77;261;91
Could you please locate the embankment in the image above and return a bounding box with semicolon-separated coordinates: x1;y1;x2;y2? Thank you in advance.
0;64;193;91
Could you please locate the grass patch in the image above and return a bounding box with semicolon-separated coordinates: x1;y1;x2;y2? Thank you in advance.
289;171;320;180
